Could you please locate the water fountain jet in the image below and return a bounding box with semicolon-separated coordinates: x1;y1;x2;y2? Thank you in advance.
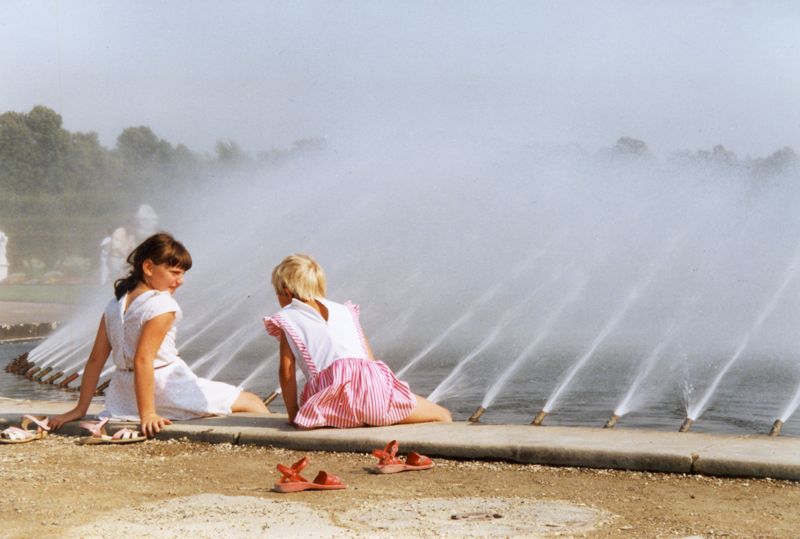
43;371;64;384
540;234;682;421
686;246;800;422
531;410;547;426
22;365;40;377
95;380;110;396
58;372;79;388
31;367;53;381
603;414;620;429
468;406;486;423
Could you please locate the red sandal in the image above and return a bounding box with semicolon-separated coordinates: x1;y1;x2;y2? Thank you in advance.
273;456;347;493
371;440;434;474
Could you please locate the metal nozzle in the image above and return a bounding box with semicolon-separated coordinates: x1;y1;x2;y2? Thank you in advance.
25;366;42;379
44;371;64;384
468;406;486;423
769;419;783;437
19;363;37;376
531;410;548;426
263;391;279;407
32;367;53;381
679;417;693;432
59;372;79;388
94;379;111;396
604;414;620;429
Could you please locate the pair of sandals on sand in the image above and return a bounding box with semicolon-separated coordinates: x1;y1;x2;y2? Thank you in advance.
273;439;433;493
0;415;145;445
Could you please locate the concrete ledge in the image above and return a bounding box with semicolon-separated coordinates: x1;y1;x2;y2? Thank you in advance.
2;400;800;481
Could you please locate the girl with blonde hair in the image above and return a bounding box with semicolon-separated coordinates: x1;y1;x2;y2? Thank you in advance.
265;254;451;428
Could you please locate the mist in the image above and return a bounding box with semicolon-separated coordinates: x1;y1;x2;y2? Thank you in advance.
3;2;800;432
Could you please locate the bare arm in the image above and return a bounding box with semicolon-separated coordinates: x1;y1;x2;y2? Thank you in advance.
134;312;174;437
49;316;112;429
363;334;377;361
278;333;299;424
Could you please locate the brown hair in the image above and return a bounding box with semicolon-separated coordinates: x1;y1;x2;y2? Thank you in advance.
113;233;192;299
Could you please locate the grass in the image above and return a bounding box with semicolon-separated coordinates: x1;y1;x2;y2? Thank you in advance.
0;284;98;304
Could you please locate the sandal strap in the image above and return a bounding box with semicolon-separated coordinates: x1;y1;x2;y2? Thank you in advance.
21;414;50;432
78;418;109;437
112;428;141;440
313;471;345;487
277;456;310;483
373;440;402;465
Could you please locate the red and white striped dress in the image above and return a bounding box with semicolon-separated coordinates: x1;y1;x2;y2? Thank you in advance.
264;298;416;428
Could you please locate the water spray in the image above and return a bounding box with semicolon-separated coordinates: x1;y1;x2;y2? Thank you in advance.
687;245;800;422
604;414;620;429
531;410;547;426
678;418;693;432
769;419;783;437
468;406;486;423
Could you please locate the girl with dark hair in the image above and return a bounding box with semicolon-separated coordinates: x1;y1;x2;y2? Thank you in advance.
50;233;267;437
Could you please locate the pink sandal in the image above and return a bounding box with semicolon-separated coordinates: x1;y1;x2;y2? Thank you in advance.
0;415;50;444
372;440;434;474
78;418;146;445
273;456;347;493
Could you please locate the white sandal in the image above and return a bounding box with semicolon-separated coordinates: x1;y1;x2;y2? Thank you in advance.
0;415;50;444
78;418;146;445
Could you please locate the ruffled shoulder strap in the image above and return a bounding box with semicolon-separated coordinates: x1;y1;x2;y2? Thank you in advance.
263;312;318;376
263;316;283;340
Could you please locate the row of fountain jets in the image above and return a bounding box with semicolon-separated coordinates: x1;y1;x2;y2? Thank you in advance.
5;231;800;438
3;347;791;437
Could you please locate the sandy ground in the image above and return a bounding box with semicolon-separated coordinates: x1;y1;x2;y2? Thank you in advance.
1;435;799;538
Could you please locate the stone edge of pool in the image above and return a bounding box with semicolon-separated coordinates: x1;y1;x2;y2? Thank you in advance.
2;400;799;482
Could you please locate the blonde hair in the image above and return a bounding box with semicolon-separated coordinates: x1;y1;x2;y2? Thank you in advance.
271;254;327;301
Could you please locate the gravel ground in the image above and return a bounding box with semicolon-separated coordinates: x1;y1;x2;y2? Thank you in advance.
1;435;799;537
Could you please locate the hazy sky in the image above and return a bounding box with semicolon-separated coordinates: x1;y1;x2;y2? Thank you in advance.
1;1;798;157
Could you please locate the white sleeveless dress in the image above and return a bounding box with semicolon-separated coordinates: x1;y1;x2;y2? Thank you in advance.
102;290;242;420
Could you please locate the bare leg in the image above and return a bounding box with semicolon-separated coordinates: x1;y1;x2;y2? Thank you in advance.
398;394;452;424
231;390;269;414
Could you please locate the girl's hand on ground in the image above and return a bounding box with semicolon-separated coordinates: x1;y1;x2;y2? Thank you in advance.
48;409;85;430
140;414;172;438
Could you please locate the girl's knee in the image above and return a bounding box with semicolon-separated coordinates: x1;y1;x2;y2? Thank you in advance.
438;406;453;422
233;391;268;414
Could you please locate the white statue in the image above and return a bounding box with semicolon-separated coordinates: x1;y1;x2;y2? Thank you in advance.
99;234;111;285
107;223;136;281
135;204;159;241
0;231;8;282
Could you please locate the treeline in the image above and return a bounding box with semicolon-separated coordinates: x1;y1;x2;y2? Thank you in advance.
600;136;799;178
0;105;321;274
